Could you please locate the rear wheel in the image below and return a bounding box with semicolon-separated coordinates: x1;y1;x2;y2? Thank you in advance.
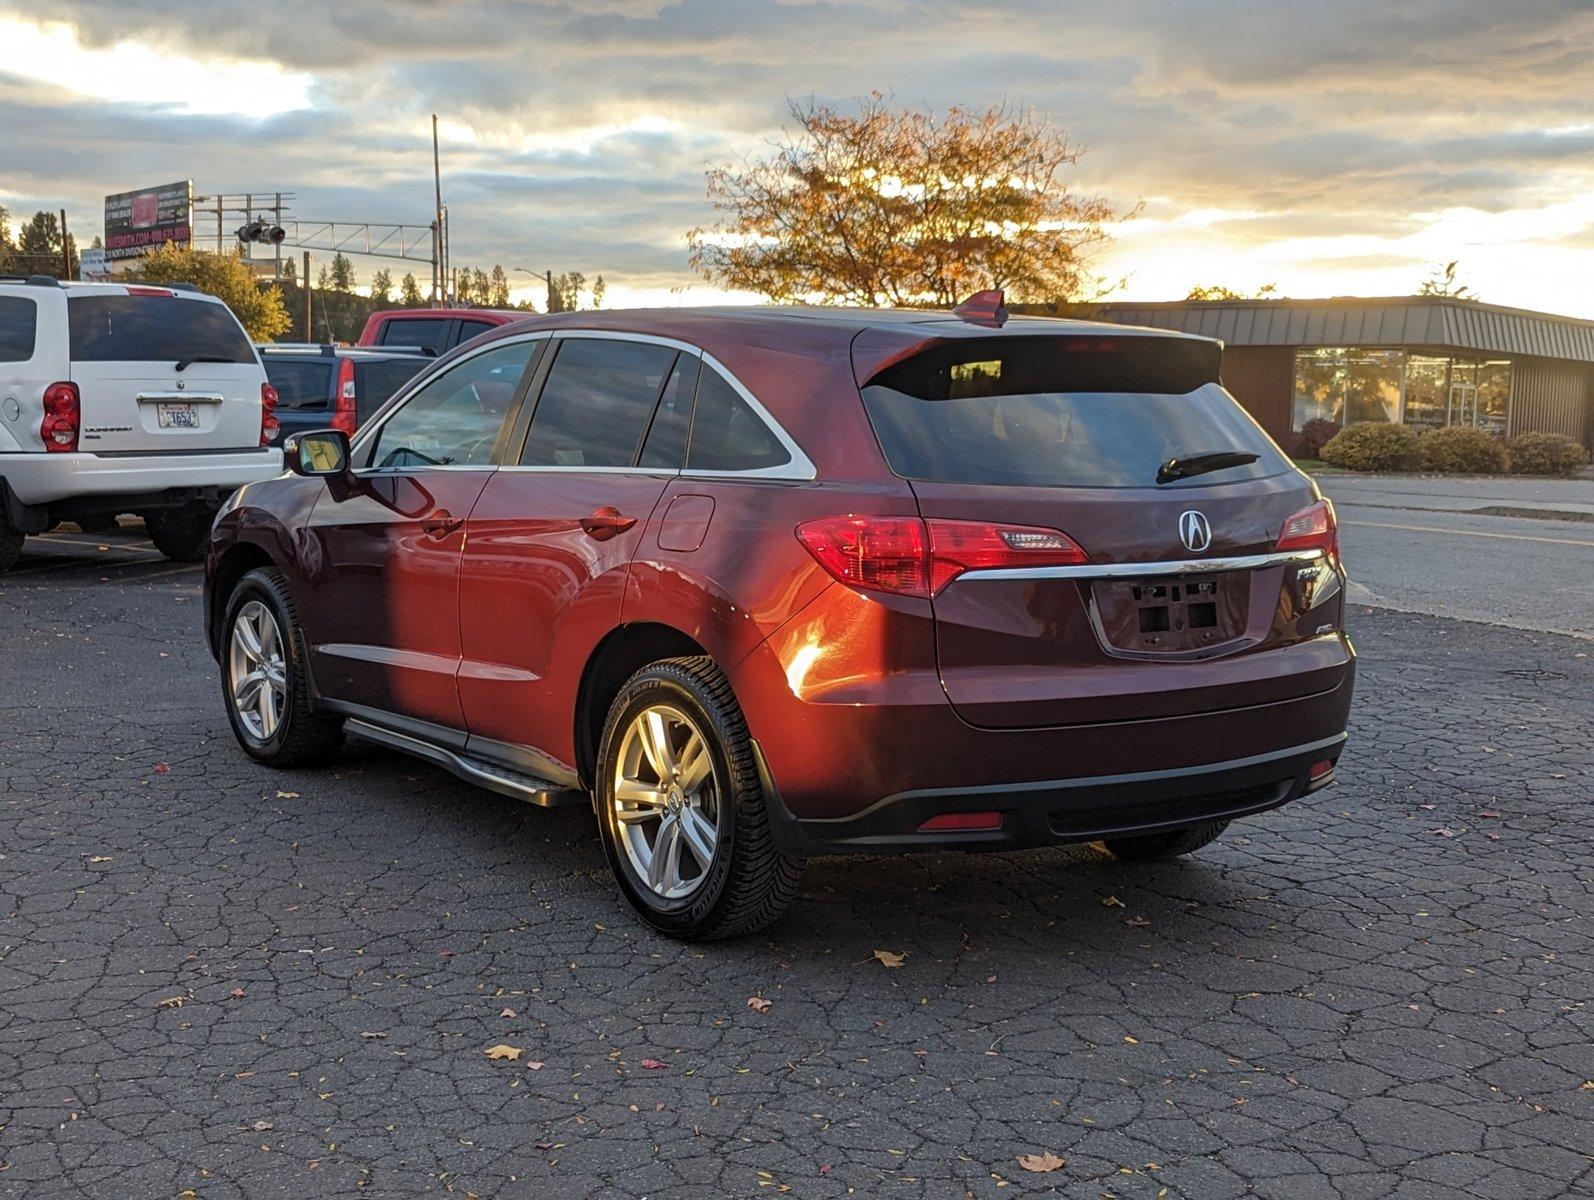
0;522;22;573
596;657;802;940
1104;820;1229;862
145;505;216;562
221;566;344;766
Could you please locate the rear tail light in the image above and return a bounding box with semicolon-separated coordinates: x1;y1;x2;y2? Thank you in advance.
124;285;174;297
40;381;80;452
259;381;280;446
331;358;357;436
1308;759;1335;779
1275;499;1338;561
796;516;1088;598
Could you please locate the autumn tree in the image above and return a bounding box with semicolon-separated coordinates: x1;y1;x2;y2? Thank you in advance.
1419;260;1471;299
400;272;422;305
1185;282;1278;301
127;244;290;341
688;95;1124;306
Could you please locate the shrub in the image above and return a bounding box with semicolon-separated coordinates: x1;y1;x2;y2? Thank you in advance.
1290;418;1341;460
1418;425;1507;474
1321;422;1421;472
1507;432;1588;477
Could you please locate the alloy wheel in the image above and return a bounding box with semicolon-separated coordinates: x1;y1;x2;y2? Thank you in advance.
228;600;288;741
612;704;722;900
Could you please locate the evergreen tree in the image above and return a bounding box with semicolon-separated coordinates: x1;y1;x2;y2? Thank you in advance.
330;252;356;292
17;210;78;280
370;268;394;304
400;273;422;306
488;265;511;307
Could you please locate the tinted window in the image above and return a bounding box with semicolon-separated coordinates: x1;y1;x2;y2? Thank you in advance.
366;340;535;469
687;368;790;472
0;297;37;362
456;320;496;345
263;358;333;409
354;358;429;425
68;295;253;364
638;354;701;469
378;317;450;353
521;339;678;468
860;336;1289;488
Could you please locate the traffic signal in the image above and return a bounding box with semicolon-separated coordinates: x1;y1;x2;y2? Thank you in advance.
235;221;287;245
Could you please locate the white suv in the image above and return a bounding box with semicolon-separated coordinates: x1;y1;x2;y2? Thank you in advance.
0;276;283;569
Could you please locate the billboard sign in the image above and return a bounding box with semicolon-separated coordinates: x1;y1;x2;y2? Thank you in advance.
78;247;108;280
104;181;192;261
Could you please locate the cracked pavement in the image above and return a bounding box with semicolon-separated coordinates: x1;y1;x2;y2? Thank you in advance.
1;531;1591;1199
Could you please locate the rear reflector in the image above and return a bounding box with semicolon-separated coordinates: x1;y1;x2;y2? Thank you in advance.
917;811;1003;832
797;515;1087;598
1308;759;1335;779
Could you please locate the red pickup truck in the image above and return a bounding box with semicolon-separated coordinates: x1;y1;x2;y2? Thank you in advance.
356;308;522;355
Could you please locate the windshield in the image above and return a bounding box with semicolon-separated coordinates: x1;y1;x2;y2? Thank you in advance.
860;336;1290;489
69;294;254;365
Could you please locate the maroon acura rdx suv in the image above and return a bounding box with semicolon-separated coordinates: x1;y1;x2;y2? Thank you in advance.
204;299;1354;938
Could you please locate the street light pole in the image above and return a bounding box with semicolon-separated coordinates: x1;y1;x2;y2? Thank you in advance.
432;114;444;304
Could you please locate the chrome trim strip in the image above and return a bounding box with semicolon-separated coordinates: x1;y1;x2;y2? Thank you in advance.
138;391;224;404
957;548;1323;582
693;349;816;482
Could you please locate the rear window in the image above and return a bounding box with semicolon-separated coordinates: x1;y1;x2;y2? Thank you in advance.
378;317;450;353
69;294;253;365
354;358;429;424
860;336;1289;489
0;296;38;362
263;358;333;409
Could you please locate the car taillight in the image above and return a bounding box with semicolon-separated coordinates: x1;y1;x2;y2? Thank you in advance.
796;516;1088;598
260;381;280;446
331;359;357;436
1275;498;1338;561
40;381;79;452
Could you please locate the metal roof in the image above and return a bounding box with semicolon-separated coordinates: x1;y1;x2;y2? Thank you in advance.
1097;297;1594;364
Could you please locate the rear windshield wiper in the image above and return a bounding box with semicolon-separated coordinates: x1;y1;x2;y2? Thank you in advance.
174;355;236;372
1157;450;1259;485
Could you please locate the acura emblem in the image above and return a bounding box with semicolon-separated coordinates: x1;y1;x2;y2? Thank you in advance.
1179;510;1212;554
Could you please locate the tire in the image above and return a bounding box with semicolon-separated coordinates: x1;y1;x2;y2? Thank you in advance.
0;523;22;573
145;505;216;562
595;656;803;940
220;566;344;767
1104;820;1229;862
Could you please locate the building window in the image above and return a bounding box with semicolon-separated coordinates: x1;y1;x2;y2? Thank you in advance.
1290;349;1511;434
1291;348;1401;431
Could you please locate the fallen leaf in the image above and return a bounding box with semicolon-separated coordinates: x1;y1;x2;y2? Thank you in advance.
1417;803;1437;811
1124;1035;1140;1044
640;1058;668;1070
229;987;247;999
525;1060;544;1071
87;855;112;864
485;1044;522;1061
1125;915;1151;927
276;790;300;799
1581;1081;1594;1091
153;763;171;774
499;1007;517;1018
1430;827;1456;838
873;949;907;969
747;996;773;1014
1478;809;1501;819
360;1031;387;1040
156;995;187;1008
251;1120;272;1132
1101;895;1126;908
1017;1151;1066;1173
819;1164;832;1176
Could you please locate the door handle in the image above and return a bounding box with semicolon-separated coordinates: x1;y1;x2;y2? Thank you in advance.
579;506;638;541
420;510;464;538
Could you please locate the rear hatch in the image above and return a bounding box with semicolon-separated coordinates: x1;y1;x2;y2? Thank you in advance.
856;331;1347;729
69;289;264;453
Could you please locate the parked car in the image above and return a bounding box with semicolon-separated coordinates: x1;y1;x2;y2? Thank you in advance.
258;344;431;445
0;275;281;569
357;307;521;356
204;302;1355;939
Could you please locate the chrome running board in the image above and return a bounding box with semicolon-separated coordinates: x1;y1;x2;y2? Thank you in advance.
345;718;587;808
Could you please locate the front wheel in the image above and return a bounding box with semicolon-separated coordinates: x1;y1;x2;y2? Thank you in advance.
144;505;216;562
596;657;803;940
1104;820;1229;862
221;567;344;766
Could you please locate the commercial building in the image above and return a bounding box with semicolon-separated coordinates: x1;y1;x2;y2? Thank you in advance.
1099;297;1594;451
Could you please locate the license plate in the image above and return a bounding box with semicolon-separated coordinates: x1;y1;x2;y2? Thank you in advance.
157;403;199;429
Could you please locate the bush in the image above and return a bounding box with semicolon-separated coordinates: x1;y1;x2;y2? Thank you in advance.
1507;432;1588;477
1290;418;1341;460
1418;425;1507;474
1321;422;1421;471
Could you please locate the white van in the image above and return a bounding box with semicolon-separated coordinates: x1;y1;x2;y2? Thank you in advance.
0;276;283;569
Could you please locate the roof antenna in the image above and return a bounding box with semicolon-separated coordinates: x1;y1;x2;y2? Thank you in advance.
953;288;1008;327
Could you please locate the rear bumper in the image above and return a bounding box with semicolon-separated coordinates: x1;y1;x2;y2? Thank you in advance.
767;734;1344;855
0;448;282;507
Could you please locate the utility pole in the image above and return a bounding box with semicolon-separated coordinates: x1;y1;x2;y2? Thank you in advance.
546;269;556;313
432;114;444;304
59;209;71;278
303;251;312;342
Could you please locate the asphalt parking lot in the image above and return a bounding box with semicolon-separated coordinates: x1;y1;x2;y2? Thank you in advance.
1;504;1591;1200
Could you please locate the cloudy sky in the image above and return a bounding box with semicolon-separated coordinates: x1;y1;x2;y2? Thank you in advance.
2;0;1592;314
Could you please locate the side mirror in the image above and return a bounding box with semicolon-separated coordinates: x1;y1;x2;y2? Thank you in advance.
284;429;351;477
